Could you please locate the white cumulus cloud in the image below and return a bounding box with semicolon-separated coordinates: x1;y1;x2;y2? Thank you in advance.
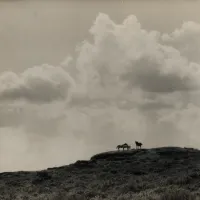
0;64;75;103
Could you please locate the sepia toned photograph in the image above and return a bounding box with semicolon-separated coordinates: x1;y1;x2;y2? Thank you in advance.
1;0;200;199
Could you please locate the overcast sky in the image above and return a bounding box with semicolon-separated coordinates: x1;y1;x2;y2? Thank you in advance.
1;0;200;172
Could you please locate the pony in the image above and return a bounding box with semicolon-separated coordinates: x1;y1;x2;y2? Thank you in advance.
116;143;131;151
135;141;142;149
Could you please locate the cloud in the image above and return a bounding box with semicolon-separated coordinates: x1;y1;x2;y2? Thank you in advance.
0;64;75;103
73;13;200;101
162;21;200;63
120;56;196;93
60;13;200;152
1;13;200;105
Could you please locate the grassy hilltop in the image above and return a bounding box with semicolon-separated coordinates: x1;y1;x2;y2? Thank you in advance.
1;147;200;200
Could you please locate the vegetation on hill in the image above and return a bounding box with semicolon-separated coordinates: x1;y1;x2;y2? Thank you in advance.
1;147;200;200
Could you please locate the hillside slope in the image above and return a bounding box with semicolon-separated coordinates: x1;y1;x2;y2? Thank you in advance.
1;147;200;200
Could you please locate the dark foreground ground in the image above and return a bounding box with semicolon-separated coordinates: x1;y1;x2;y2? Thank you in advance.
1;147;200;200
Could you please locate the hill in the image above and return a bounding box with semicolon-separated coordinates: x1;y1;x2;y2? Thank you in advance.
1;147;200;200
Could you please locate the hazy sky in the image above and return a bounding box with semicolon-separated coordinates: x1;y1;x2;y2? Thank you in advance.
1;0;200;172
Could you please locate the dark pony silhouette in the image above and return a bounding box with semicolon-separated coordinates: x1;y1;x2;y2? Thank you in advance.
116;143;131;151
135;141;142;149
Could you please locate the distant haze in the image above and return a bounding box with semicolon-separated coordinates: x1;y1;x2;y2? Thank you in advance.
1;0;200;172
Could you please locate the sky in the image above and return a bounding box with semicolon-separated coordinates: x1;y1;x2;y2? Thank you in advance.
1;0;200;172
